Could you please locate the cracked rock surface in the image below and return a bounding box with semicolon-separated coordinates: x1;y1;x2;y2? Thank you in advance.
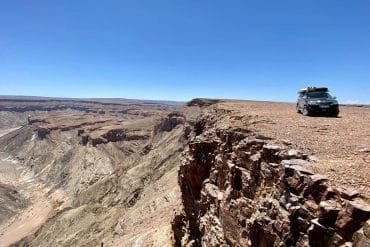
174;101;370;247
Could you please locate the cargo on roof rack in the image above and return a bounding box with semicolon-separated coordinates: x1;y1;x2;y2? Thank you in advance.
298;87;328;94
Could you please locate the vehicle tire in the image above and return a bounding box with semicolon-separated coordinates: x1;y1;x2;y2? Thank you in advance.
296;104;301;113
302;106;310;116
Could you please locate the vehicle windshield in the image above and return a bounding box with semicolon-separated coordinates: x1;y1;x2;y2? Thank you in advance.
307;92;332;99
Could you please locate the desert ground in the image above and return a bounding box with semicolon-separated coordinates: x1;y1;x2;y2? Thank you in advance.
219;101;370;198
0;97;369;246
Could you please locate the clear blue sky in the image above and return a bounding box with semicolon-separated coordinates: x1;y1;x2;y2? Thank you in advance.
1;1;369;103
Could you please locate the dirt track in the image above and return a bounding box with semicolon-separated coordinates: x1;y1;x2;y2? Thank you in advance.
219;101;370;198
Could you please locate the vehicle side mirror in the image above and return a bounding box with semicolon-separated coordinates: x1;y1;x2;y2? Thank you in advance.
333;96;337;99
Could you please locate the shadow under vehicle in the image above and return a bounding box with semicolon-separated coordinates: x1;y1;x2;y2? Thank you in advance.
296;87;339;117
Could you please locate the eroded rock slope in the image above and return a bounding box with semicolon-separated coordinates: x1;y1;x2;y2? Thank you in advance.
0;98;199;246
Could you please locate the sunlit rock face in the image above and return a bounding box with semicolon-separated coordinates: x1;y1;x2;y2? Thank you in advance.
173;110;370;247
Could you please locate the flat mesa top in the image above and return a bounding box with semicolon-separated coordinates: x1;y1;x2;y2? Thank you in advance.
217;100;370;198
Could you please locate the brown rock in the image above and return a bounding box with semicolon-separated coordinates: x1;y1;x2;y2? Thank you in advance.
325;187;337;200
284;165;312;195
353;229;370;247
304;174;329;203
336;212;362;241
310;174;329;185
363;220;370;239
304;200;319;214
281;159;310;168
347;199;370;222
288;149;300;157
331;233;346;246
250;217;277;247
319;200;341;227
308;218;332;246
279;149;307;160
335;186;360;200
297;217;310;233
262;144;281;162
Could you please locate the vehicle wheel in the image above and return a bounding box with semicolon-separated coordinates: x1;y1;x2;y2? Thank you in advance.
296;104;301;113
302;106;310;116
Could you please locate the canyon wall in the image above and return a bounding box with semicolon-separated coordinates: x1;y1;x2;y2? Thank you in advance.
0;101;197;246
173;111;370;247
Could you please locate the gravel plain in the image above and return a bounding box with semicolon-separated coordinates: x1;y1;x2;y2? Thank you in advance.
219;101;370;198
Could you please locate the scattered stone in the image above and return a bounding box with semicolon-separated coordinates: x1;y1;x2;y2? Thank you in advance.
325;187;337;200
303;175;329;203
282;159;310;167
347;199;370;222
359;148;370;153
310;174;328;185
308;218;331;246
308;155;319;162
263;144;281;151
319;200;341;227
304;200;319;213
262;144;281;162
254;134;274;140
335;186;360;200
353;229;370;247
282;139;292;145
279;149;308;160
363;220;370;239
288;149;299;157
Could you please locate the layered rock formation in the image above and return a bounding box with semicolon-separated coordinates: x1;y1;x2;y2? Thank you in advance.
0;97;179;130
0;99;194;246
173;110;370;247
0;98;179;114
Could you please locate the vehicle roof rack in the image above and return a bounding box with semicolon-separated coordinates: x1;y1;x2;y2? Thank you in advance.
298;87;328;94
